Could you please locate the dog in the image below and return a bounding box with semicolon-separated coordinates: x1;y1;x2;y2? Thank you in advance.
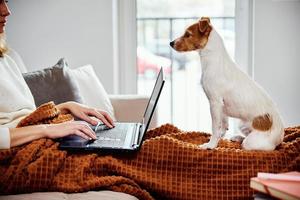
170;17;284;150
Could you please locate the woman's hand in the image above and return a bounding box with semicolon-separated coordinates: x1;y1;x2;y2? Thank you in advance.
9;102;115;148
44;121;97;140
57;101;115;128
9;121;97;148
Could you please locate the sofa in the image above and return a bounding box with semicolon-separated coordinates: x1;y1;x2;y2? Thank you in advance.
0;50;157;199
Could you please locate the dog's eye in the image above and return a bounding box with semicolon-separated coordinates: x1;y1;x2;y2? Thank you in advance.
184;33;191;38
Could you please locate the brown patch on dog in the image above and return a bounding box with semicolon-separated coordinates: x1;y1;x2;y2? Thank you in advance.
171;17;212;52
252;114;273;131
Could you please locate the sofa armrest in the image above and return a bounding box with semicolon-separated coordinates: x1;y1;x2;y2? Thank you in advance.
109;95;157;129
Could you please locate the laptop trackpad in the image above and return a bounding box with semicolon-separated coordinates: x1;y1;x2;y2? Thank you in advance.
89;123;134;148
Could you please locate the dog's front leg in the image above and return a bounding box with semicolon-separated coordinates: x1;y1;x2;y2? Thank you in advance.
199;101;223;149
221;114;228;137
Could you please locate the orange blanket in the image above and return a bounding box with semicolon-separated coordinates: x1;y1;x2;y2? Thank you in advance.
0;102;299;199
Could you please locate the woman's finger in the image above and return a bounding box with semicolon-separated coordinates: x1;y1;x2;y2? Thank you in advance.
97;115;112;128
99;111;115;126
74;130;90;140
77;124;97;139
87;109;114;128
78;111;99;126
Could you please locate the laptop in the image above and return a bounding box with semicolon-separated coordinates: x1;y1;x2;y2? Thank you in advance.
59;67;165;152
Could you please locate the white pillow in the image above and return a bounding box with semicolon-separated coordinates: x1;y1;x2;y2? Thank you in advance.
69;65;116;121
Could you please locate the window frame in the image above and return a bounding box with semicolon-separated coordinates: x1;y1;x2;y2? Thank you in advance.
112;0;137;94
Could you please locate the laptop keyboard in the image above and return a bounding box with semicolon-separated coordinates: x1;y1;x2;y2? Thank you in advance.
89;123;135;148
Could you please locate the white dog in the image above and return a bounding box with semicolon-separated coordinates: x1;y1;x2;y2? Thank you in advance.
170;17;284;150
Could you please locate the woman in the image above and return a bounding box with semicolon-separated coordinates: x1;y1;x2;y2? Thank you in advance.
0;0;114;149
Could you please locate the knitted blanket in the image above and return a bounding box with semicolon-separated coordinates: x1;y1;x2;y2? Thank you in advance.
0;102;299;200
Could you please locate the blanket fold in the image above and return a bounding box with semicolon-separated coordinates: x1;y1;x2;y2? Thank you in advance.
0;102;299;200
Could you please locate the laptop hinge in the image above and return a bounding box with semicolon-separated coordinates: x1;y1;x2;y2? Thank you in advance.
132;123;142;147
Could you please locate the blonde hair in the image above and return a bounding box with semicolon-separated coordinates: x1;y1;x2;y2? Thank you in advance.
0;33;8;57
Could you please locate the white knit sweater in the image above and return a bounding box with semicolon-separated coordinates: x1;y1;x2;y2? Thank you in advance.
0;53;36;149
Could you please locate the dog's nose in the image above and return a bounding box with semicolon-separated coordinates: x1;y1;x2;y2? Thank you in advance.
170;41;174;47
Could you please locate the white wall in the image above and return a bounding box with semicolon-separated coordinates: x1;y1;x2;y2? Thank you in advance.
252;0;300;126
6;0;115;93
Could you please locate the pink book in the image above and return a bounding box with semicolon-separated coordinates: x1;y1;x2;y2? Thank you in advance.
250;172;300;200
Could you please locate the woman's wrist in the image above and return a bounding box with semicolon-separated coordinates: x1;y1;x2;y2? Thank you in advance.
9;124;48;147
40;124;50;138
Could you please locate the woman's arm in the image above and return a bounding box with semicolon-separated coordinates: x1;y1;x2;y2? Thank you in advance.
9;121;97;148
9;124;47;147
56;101;115;127
4;101;114;149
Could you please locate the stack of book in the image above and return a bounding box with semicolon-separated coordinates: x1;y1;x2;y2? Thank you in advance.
250;171;300;200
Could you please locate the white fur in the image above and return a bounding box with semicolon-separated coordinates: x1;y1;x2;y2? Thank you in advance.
197;28;284;150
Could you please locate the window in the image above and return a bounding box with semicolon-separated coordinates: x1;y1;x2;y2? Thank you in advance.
137;0;235;132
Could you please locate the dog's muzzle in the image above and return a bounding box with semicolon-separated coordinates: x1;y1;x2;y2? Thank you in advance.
170;41;175;47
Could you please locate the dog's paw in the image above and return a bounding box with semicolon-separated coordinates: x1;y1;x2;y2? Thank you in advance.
199;142;217;150
230;135;245;143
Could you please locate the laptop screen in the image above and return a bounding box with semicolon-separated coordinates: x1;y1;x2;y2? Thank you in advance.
140;68;165;139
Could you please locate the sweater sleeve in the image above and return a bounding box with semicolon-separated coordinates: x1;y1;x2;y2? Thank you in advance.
0;127;10;149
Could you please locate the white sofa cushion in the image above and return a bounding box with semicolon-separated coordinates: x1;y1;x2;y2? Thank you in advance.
68;65;116;121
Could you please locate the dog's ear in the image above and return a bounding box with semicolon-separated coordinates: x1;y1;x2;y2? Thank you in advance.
201;17;210;23
198;18;210;33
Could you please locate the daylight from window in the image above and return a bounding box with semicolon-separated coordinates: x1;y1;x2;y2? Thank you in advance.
137;0;235;132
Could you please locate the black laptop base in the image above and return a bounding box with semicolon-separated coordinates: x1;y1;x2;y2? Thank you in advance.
58;136;142;154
